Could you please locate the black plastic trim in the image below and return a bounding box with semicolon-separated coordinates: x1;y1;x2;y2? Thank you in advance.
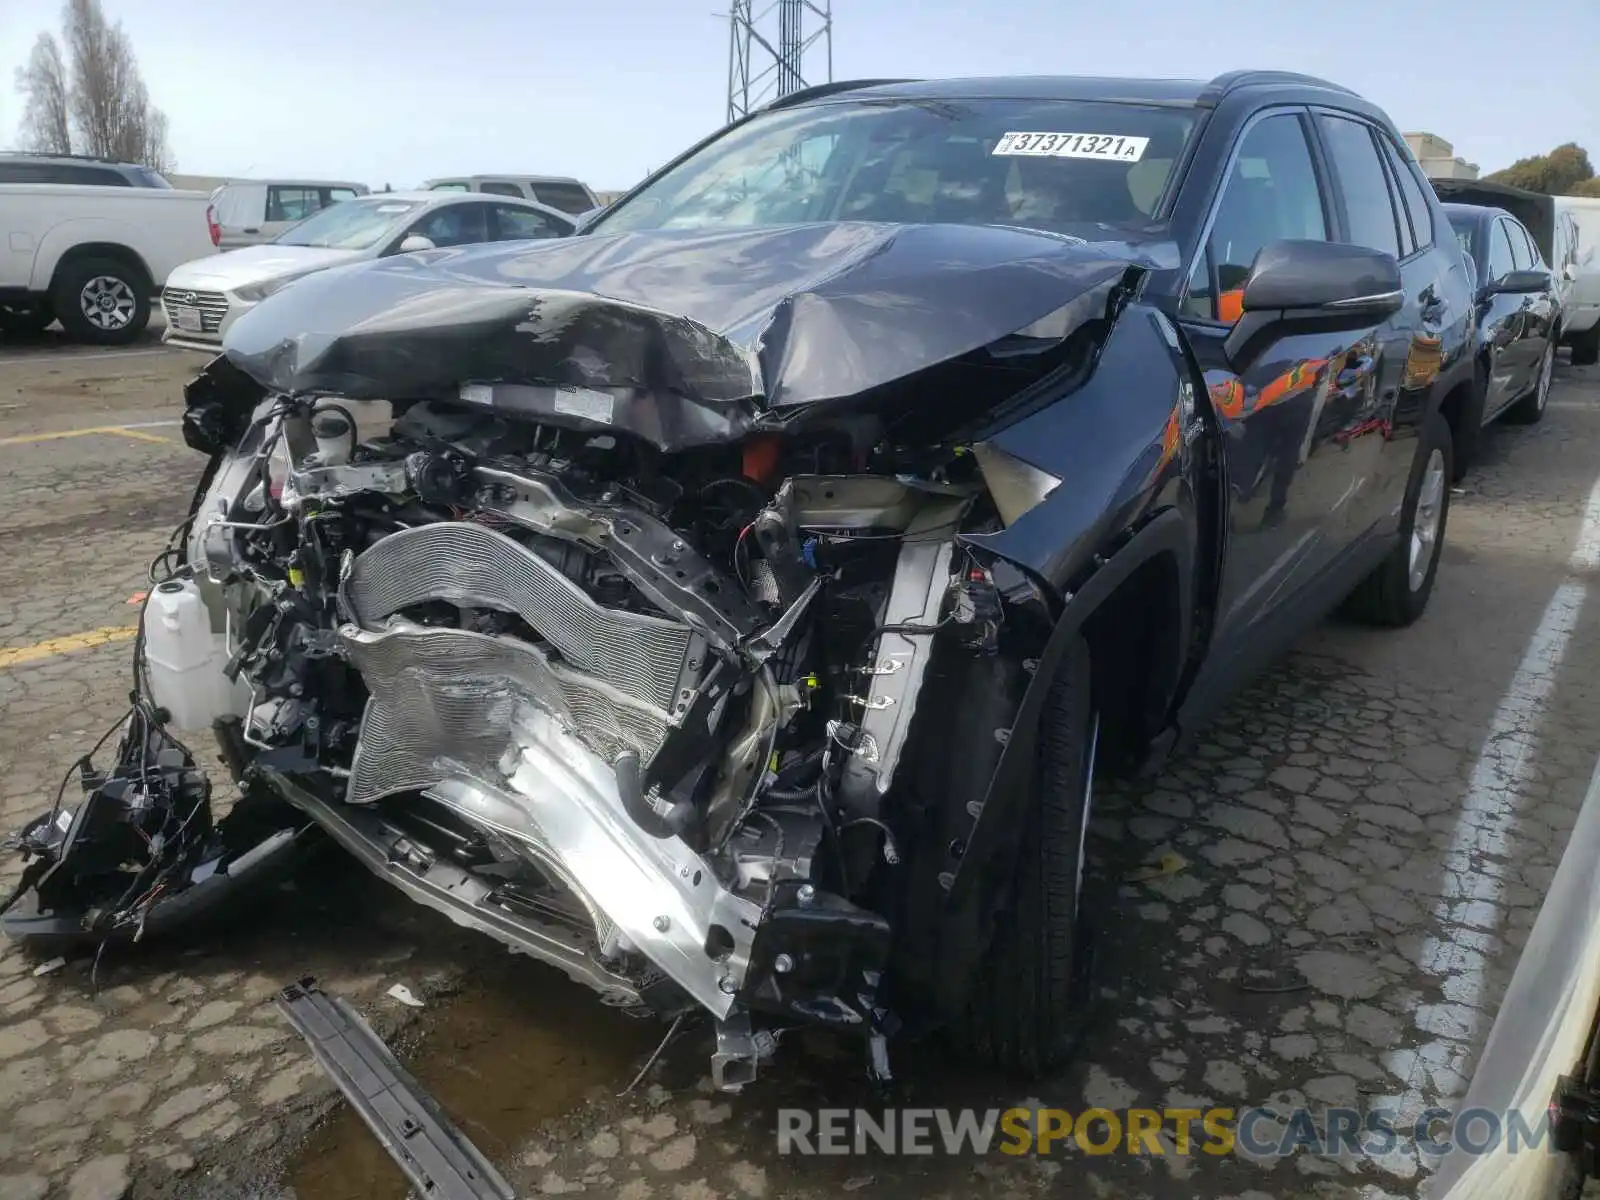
276;978;516;1200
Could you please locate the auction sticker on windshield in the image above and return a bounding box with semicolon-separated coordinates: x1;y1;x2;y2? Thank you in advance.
993;132;1149;161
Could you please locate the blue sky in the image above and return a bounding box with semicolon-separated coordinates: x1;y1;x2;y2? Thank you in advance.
2;0;1596;191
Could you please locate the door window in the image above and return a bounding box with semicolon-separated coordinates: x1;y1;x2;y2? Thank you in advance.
57;165;130;186
1379;138;1434;251
1184;112;1329;322
1506;221;1531;271
408;203;491;247
492;204;568;241
1317;115;1402;259
1487;219;1517;281
479;180;527;197
266;186;323;223
1511;220;1541;269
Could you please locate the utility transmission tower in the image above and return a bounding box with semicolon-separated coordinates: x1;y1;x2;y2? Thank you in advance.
726;0;833;124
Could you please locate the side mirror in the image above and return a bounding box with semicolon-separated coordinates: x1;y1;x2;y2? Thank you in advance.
1563;263;1578;283
398;234;436;253
1224;240;1403;369
1487;269;1550;296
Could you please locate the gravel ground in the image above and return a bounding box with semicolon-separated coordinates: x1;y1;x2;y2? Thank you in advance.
1;331;1597;1200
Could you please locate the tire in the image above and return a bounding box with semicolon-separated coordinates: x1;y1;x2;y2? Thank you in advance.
1343;411;1452;628
0;303;54;335
951;633;1096;1076
1506;340;1555;425
1570;323;1600;367
50;256;150;346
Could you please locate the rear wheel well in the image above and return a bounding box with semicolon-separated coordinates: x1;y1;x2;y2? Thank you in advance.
49;243;153;297
1081;551;1182;775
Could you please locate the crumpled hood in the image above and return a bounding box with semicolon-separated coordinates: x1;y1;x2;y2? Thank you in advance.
221;222;1137;447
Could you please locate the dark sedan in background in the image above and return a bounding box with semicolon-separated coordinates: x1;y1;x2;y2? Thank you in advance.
1442;202;1562;478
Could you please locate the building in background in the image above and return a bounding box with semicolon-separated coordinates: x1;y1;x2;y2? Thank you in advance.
1403;133;1481;181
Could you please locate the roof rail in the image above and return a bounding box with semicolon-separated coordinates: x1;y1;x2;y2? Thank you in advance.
762;78;919;112
1201;69;1357;102
0;150;134;165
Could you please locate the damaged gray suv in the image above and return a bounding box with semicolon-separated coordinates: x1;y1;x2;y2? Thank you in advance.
2;71;1472;1093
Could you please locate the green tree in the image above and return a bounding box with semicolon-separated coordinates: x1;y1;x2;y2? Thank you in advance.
1486;142;1594;195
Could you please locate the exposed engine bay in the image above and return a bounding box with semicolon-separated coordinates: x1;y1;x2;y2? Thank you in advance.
1;360;1066;1088
1;225;1168;1089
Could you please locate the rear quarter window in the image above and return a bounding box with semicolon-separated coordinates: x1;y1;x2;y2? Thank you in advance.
531;182;598;214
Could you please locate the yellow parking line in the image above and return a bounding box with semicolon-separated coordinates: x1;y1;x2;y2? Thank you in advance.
0;625;138;670
0;425;172;448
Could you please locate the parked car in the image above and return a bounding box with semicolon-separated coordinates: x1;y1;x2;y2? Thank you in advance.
422;174;598;215
208;179;370;249
1556;194;1600;365
5;72;1473;1118
1435;178;1599;367
0;179;215;343
1441;203;1562;476
159;191;575;351
0;151;172;188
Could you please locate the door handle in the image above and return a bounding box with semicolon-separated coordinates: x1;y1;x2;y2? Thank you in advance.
243;227;260;234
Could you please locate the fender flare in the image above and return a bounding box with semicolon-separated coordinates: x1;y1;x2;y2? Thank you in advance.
30;218;156;293
926;505;1193;1013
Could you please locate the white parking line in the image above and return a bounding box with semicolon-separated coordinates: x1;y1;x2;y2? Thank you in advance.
1392;473;1600;1108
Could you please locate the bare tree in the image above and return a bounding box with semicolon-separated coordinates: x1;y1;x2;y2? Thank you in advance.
14;32;73;155
58;0;174;170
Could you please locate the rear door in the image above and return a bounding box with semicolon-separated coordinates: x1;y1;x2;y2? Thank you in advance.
1316;115;1452;539
1178;107;1381;648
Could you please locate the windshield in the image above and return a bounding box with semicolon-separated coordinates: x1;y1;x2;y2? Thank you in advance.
591;97;1199;238
275;198;421;250
132;167;171;188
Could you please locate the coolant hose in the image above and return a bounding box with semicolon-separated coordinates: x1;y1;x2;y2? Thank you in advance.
614;750;697;840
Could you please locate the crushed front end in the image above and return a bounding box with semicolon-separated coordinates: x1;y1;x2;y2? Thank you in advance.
3;238;1146;1088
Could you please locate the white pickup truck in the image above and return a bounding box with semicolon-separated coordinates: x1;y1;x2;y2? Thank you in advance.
0;184;218;345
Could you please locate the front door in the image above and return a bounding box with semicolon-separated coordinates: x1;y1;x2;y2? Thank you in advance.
1478;216;1532;417
1178;108;1387;652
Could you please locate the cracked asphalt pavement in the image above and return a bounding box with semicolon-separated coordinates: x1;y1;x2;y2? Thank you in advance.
1;330;1598;1200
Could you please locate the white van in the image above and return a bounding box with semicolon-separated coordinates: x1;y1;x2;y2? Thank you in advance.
208;179;370;249
1434;179;1598;363
1555;195;1600;364
421;175;597;216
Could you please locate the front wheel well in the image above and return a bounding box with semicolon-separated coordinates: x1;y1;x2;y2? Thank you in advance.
49;244;154;297
1080;550;1183;775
